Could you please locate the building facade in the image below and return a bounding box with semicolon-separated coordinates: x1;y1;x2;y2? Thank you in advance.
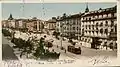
81;5;117;49
26;17;44;33
46;17;56;30
2;20;9;28
56;13;83;39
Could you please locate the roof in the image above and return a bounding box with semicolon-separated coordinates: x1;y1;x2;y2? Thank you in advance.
82;5;116;17
57;13;84;21
47;19;56;23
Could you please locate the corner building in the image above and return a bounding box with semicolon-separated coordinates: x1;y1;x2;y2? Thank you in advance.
81;6;117;49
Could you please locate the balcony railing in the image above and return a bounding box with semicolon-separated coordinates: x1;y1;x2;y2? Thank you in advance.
82;16;116;22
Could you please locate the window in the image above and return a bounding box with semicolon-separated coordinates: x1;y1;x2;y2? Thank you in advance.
89;18;91;20
96;31;98;34
100;29;103;33
77;27;79;30
111;20;114;27
86;25;87;28
89;31;91;33
92;21;94;23
92;25;94;28
111;29;114;32
89;25;91;29
105;21;108;26
100;23;103;27
96;28;98;30
67;28;69;30
96;23;98;27
82;25;84;27
73;27;75;30
105;29;108;34
73;21;75;25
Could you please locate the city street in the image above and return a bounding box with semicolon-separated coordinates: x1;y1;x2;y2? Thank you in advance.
2;29;117;60
14;31;117;59
1;3;117;66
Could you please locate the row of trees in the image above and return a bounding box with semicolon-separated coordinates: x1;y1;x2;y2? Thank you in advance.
2;28;60;60
33;37;60;60
2;29;11;37
11;37;34;58
11;36;60;60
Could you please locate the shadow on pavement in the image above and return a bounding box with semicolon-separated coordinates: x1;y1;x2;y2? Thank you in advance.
2;44;18;60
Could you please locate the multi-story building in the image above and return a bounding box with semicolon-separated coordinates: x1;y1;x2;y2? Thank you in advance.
81;5;117;49
7;14;27;30
17;19;27;29
46;17;56;30
56;13;83;39
26;17;44;33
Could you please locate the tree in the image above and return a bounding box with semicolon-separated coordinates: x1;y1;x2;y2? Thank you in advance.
33;37;45;59
2;29;11;37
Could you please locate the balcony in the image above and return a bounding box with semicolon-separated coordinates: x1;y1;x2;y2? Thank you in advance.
82;16;116;22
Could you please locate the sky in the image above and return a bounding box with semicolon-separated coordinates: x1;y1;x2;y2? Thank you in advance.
2;3;116;21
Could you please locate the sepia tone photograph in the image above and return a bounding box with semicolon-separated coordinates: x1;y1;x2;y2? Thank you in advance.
2;3;117;62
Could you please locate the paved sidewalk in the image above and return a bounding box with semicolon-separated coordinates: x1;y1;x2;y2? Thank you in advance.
2;35;18;60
